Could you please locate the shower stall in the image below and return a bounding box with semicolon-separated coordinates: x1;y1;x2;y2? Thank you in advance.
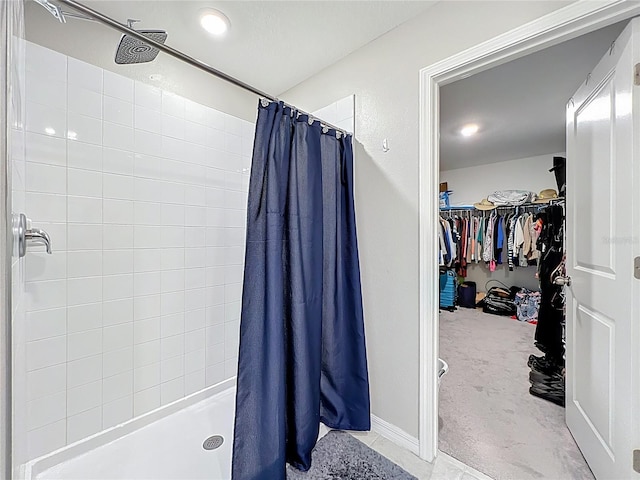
1;1;355;478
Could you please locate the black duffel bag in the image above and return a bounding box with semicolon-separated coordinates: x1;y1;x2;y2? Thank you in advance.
477;281;519;316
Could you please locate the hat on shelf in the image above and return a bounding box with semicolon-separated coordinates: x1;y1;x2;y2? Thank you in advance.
473;198;497;210
533;189;559;203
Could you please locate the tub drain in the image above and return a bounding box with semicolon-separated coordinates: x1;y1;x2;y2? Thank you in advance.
203;435;224;450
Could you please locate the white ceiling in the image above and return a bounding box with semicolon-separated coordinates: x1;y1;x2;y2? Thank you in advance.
439;21;628;171
25;0;437;96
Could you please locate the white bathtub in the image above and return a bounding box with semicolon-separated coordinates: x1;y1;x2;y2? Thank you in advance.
24;379;236;480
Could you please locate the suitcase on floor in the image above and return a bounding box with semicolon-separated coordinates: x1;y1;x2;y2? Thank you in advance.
439;269;457;310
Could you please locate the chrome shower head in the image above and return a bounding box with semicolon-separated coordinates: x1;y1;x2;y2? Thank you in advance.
114;29;168;65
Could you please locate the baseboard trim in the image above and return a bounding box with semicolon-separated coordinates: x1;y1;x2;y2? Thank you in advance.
370;414;419;455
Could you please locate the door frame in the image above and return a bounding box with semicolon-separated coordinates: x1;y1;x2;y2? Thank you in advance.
418;0;640;461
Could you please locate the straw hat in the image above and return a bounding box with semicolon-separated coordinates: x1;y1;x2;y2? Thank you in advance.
533;189;559;203
473;198;497;211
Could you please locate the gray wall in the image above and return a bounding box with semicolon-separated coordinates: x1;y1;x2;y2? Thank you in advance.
282;1;571;437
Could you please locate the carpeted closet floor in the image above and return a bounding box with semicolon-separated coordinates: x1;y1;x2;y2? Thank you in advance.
438;308;593;480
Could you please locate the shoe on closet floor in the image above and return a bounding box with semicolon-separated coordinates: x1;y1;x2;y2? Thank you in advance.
529;369;564;385
529;384;565;407
529;356;563;376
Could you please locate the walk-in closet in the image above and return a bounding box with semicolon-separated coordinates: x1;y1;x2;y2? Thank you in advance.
436;20;628;480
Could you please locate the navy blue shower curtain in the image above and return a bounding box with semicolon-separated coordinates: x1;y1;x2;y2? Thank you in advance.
231;100;370;480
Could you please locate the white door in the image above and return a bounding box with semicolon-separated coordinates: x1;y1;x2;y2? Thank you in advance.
566;18;640;480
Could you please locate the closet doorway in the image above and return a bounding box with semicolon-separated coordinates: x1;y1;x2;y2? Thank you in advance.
434;18;633;480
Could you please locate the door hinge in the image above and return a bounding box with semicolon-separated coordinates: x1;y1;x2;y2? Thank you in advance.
635;257;640;280
635;64;640;86
634;449;640;473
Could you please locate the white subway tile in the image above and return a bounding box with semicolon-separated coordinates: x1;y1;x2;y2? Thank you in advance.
27;419;66;460
68;168;102;198
205;324;224;349
103;322;133;352
162;114;185;140
67;379;102;416
134;271;161;296
160;377;184;405
67;353;102;389
160;312;184;338
25;132;66;166
67;276;102;305
103;346;133;377
103;199;134;225
26;102;66;139
185;247;207;268
206;228;225;247
103;225;134;249
103;395;133;428
67;406;102;443
185;308;206;332
185;268;206;290
68;195;102;223
225;320;240;360
27;390;66;430
67;250;102;278
184;328;205;353
133;317;161;344
185;206;206;226
68;139;102;171
160;355;183;383
133;249;161;273
161;269;184;293
25;251;66;282
68;86;102;119
134;340;160;368
161;204;184;226
68;57;103;93
26;42;67;83
224;357;238;378
160;334;184;360
67;224;103;250
135;105;162;134
161;292;184;316
224;301;241;323
133;386;160;416
103;370;133;403
104;96;133;127
103;122;134;152
224;115;243;136
206;285;225;307
225;133;242;155
67;327;102;361
134;294;160;320
25;162;66;194
103;147;133;175
206;267;225;287
67;113;102;145
67;302;103;334
185;99;209;125
135;129;163;157
25;307;66;341
103;298;134;326
25;279;67;311
134;82;161;111
134;202;162;225
185;349;205;375
224;282;242;304
161;248;185;270
224;265;243;284
205;363;225;387
185;121;208;146
162;92;184;118
103;273;134;301
104;70;133;102
103;173;134;200
27;364;66;401
184;369;205;395
209;109;225;131
134;362;160;392
103;250;134;276
185;288;205;311
26;192;66;223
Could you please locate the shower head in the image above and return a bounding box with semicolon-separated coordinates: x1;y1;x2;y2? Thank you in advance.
115;29;168;64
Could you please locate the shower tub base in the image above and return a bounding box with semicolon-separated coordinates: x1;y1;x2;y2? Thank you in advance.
22;379;236;480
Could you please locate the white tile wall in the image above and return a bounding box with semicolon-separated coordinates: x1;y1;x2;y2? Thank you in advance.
17;41;253;461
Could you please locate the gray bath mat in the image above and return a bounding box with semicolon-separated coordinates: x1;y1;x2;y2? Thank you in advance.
286;430;417;479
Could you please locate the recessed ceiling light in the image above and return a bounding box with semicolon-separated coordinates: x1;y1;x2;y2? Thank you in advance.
200;9;230;36
460;123;479;137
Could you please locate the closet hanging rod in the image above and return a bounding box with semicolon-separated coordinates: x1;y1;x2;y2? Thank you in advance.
46;0;349;135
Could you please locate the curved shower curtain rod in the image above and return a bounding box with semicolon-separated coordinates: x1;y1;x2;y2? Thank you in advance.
34;0;349;136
